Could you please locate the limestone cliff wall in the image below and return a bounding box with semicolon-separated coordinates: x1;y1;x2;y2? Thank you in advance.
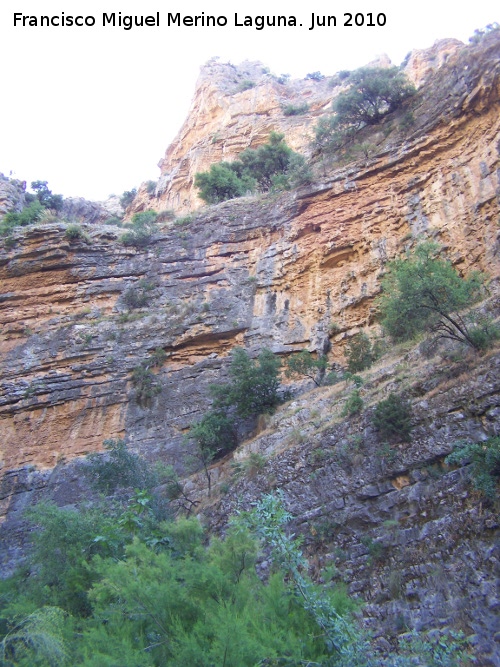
0;30;499;663
0;32;499;477
130;39;463;216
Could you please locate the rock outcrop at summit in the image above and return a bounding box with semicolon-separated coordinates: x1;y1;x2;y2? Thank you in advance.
131;39;464;216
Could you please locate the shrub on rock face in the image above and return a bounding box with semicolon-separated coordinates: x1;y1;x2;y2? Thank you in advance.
285;351;327;386
342;389;363;417
195;132;308;203
373;393;412;442
215;347;282;419
314;66;415;153
446;437;500;500
332;66;416;129
194;163;256;204
27;180;64;211
346;332;375;373
120;188;137;209
120;211;158;247
378;242;486;350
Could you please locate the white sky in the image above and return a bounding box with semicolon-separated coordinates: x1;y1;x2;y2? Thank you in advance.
0;0;497;201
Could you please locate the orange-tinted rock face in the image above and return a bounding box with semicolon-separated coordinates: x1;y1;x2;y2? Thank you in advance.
130;38;468;217
138;60;339;215
0;32;499;476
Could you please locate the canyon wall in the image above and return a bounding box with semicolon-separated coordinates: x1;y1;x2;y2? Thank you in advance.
0;29;499;661
1;32;498;476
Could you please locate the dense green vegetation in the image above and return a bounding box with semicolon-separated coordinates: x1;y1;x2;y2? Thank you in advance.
286;350;327;386
446;437;500;501
194;132;310;204
345;332;377;373
188;348;281;479
379;242;492;350
120;211;159;247
372;393;413;442
0;490;471;666
0;181;64;237
314;66;415;154
119;187;137;208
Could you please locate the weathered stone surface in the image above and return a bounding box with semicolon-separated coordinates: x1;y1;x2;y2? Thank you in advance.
131;36;482;217
1;32;499;472
0;31;499;663
192;350;500;664
0;174;26;216
61;197;119;225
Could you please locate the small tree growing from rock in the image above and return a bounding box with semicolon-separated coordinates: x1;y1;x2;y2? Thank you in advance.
379;242;486;350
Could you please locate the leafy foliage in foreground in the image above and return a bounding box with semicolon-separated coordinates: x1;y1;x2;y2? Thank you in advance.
0;490;472;666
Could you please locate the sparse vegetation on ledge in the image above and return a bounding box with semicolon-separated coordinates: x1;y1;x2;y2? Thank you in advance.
194;132;311;204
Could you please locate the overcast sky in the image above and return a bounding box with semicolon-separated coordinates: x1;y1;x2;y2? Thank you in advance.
0;0;497;201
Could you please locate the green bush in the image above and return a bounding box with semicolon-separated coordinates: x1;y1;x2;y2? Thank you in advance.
122;279;154;310
346;332;375;372
285;350;327;386
21;501;122;616
379;242;485;349
194;163;255;204
120;211;158;247
85;438;151;494
466;316;500;350
342;389;363;416
0;489;473;666
1;180;64;238
195;133;308;203
313;114;357;154
332;66;415;129
104;216;123;226
235;132;299;191
314;66;415;154
212;347;282;419
283;102;309;116
27;180;64;211
131;361;162;405
305;71;324;81
119;188;137;208
237;79;255;92
189;410;238;460
0;200;44;236
373;393;413;442
446;437;500;500
64;224;88;242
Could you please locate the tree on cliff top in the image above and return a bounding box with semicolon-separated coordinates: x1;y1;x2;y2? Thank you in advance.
332;66;415;130
314;66;415;153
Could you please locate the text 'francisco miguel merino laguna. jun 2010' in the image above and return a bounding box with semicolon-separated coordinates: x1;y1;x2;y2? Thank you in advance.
13;11;387;31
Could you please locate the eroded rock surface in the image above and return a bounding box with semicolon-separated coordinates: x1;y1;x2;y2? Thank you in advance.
0;30;499;663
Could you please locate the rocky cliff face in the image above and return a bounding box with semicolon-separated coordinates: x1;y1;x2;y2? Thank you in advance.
0;175;26;217
0;29;499;663
130;38;464;216
1;30;499;473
